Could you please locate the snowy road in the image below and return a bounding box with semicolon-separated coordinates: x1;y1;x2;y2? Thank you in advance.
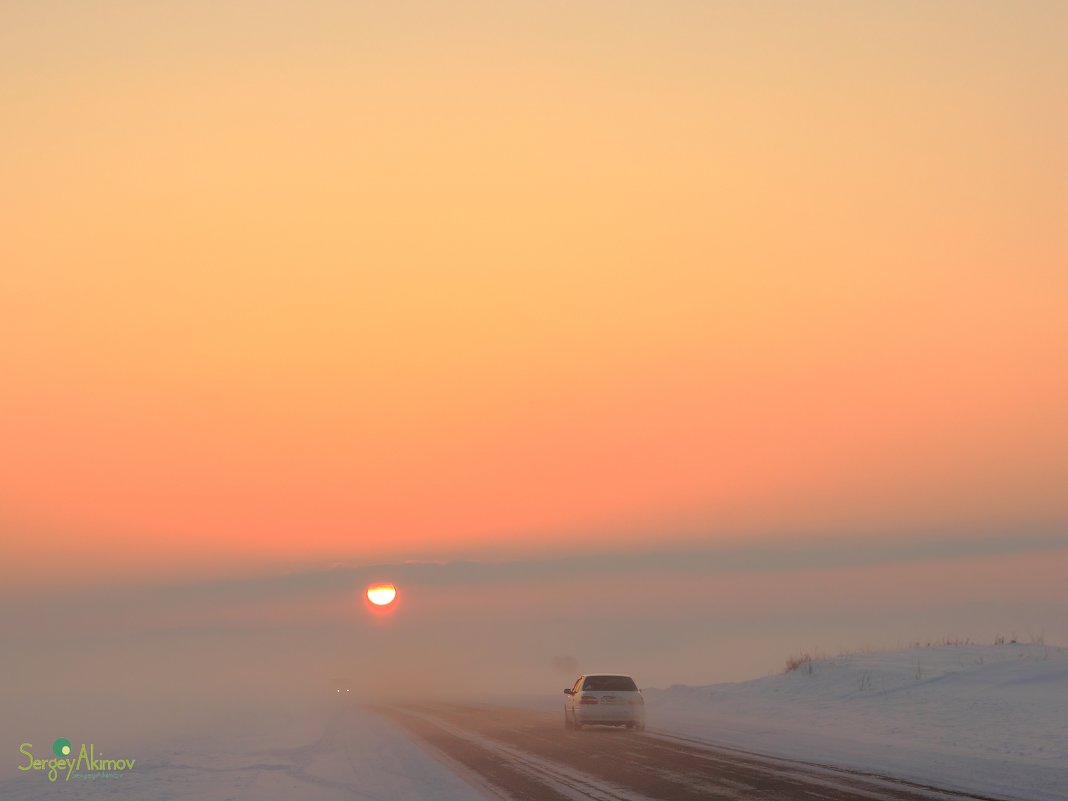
381;703;1009;801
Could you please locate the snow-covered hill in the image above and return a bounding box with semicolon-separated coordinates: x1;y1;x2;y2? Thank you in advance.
644;643;1067;801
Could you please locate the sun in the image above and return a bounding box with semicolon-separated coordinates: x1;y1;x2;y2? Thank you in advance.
366;583;397;607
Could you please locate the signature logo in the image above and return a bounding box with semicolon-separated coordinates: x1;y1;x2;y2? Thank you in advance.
18;738;136;783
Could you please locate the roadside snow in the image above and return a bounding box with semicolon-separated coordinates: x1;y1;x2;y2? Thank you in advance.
643;643;1067;801
1;701;490;801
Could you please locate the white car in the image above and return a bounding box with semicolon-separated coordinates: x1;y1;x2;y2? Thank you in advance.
563;673;645;730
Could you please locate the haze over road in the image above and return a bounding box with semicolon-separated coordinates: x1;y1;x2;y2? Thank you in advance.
380;703;1005;801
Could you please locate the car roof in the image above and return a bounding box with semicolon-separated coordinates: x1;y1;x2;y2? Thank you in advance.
581;673;635;678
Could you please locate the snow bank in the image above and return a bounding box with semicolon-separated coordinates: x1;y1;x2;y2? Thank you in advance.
2;700;488;801
644;643;1067;801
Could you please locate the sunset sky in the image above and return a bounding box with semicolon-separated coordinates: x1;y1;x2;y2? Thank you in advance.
2;1;1068;721
4;1;1066;581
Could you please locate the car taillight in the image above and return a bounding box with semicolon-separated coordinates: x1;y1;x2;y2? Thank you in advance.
579;695;599;704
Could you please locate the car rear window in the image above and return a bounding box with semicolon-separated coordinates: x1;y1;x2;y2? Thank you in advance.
582;676;638;692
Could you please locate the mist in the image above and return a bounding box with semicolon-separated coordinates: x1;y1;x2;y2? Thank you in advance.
4;531;1066;781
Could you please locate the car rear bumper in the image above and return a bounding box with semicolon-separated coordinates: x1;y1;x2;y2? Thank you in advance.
573;706;645;725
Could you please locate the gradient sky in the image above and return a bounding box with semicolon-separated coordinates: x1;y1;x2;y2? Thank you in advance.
2;2;1067;582
2;7;1068;770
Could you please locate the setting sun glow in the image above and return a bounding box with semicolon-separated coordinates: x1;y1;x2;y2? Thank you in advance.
366;584;398;607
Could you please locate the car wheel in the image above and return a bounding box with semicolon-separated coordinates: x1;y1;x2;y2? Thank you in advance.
564;711;573;730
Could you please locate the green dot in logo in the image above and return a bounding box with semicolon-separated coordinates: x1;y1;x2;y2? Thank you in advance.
52;738;72;758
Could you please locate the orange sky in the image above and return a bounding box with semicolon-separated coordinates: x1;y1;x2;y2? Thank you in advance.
2;2;1066;582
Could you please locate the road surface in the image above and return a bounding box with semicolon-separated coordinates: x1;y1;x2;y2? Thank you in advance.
378;702;1006;801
